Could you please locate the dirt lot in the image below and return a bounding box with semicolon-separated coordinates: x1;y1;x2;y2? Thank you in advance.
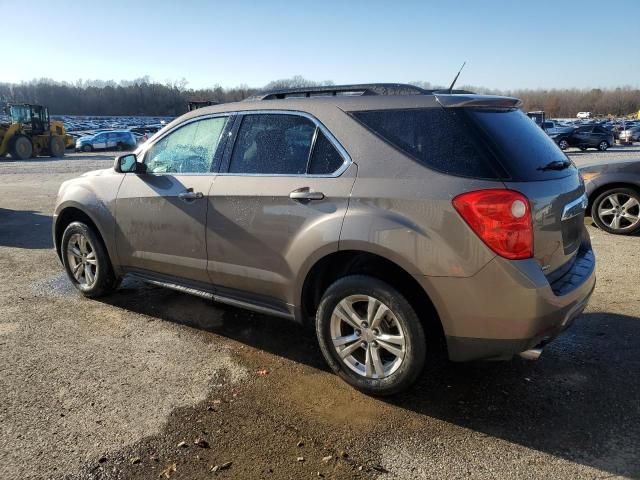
1;148;639;479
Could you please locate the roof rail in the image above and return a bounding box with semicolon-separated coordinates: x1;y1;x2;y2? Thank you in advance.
248;83;432;101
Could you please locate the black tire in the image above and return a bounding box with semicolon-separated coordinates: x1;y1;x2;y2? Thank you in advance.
315;275;426;396
82;144;93;153
598;140;609;151
558;138;569;150
9;135;33;160
61;221;119;297
49;136;65;157
591;187;640;235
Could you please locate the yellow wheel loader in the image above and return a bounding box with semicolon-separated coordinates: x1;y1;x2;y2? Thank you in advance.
0;104;74;160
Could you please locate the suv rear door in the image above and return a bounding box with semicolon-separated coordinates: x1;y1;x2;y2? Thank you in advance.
115;115;231;284
206;112;356;310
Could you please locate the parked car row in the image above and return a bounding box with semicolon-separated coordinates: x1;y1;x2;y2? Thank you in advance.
550;125;615;151
539;116;639;151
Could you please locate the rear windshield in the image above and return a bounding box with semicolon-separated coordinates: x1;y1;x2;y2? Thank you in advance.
352;107;576;181
470;109;577;181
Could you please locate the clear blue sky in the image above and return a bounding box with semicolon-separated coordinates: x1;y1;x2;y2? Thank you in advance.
4;0;639;90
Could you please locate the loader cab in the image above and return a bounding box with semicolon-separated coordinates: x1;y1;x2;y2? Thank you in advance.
9;104;50;135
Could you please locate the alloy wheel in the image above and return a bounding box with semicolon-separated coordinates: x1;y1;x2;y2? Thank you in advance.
597;193;640;232
330;295;406;379
66;233;98;288
599;141;608;151
558;139;569;150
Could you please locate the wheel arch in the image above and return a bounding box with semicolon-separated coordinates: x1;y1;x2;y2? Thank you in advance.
300;249;446;352
54;205;110;263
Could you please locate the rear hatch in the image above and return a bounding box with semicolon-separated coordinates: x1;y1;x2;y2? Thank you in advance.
466;107;585;276
351;96;586;278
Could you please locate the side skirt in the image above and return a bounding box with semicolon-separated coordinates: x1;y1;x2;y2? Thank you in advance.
127;271;295;321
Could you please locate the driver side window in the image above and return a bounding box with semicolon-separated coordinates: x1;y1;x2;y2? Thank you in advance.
144;116;229;174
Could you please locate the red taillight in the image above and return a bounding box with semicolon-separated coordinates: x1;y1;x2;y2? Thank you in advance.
452;189;533;260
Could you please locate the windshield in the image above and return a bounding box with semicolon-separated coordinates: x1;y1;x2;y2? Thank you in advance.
9;105;30;124
469;109;577;181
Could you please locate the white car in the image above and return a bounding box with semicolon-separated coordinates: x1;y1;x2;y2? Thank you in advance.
576;112;592;119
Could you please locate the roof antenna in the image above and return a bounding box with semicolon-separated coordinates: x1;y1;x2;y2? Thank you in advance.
447;61;467;93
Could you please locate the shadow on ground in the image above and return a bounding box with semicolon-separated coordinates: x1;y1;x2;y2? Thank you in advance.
0;208;52;249
98;280;640;477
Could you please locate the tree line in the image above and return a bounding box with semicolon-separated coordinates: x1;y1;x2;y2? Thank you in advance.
1;77;638;118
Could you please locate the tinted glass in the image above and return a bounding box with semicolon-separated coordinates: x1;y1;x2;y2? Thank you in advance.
145;116;228;174
229;114;315;174
470;109;577;181
576;126;592;133
309;130;344;174
352;108;499;179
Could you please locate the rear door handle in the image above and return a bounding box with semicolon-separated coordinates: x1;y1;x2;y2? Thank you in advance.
178;190;204;201
289;188;324;201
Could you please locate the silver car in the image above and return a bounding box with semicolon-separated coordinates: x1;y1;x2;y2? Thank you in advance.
75;130;137;152
53;84;596;395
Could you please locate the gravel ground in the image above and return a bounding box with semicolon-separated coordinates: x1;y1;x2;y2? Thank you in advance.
0;148;639;479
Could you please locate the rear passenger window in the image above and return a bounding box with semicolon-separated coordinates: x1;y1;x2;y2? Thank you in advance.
352;108;499;179
309;130;344;174
229;114;315;174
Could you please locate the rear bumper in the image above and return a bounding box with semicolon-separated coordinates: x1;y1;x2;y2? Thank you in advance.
415;239;596;361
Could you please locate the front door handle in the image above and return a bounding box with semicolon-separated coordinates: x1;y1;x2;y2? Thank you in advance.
178;190;204;201
289;188;324;201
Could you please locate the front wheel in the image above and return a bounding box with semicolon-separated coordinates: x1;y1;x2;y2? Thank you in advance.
316;275;426;396
558;138;569;150
598;141;609;151
82;144;93;153
591;188;640;235
10;135;33;160
61;221;119;297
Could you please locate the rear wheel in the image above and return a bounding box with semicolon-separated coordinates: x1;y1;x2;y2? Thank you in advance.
558;138;569;150
598;141;609;151
49;136;65;157
591;187;640;235
61;221;119;297
10;135;33;160
316;275;426;396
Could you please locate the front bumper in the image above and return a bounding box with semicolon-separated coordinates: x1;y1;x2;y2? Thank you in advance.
415;239;596;361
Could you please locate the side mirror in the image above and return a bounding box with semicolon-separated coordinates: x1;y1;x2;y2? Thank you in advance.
114;153;143;173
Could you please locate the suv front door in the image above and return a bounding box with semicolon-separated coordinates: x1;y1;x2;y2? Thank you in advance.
206;112;356;312
571;126;593;147
115;115;231;284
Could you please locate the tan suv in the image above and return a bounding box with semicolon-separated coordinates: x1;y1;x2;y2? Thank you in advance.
53;84;596;395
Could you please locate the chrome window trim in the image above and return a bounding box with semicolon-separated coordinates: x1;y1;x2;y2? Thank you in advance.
218;109;352;178
136;113;233;177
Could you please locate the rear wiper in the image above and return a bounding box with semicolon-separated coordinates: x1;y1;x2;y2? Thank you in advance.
537;160;572;171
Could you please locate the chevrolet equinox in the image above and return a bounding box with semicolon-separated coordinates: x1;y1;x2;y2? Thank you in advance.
53;84;596;395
